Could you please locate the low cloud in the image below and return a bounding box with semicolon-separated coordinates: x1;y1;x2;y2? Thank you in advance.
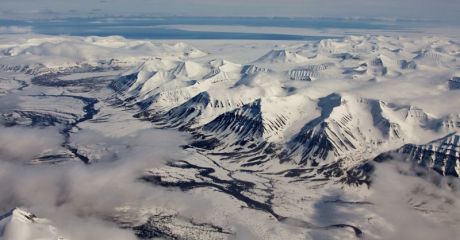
0;126;62;162
0;127;212;239
310;160;460;240
367;161;460;240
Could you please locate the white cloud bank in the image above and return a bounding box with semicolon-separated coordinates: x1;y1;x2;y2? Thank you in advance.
0;127;210;240
0;0;459;21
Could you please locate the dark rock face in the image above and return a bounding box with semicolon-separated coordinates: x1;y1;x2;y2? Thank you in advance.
110;73;138;93
449;77;460;90
282;94;345;165
400;60;417;70
375;134;460;177
289;63;334;81
148;91;211;129
132;214;231;240
202;99;264;140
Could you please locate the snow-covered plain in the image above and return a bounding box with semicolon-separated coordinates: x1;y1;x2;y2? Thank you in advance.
0;33;459;240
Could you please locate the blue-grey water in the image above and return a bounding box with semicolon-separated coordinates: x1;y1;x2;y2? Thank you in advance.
0;17;425;40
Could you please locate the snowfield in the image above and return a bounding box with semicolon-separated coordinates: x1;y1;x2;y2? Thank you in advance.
0;34;459;240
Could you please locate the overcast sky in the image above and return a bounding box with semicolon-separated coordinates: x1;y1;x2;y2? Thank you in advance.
1;0;460;21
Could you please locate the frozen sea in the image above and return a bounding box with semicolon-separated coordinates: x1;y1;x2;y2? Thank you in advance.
0;16;436;40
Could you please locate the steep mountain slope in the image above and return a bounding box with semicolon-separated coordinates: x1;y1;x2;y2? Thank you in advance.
255;49;309;64
111;35;460;174
375;133;460;177
281;93;448;166
0;208;66;240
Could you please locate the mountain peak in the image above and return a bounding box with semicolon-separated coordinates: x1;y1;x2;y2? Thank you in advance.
255;49;309;64
0;208;66;240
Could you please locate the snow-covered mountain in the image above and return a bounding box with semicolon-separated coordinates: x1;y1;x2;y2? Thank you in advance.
254;49;309;64
375;132;460;177
0;208;66;240
1;34;460;240
111;35;460;175
0;35;206;75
